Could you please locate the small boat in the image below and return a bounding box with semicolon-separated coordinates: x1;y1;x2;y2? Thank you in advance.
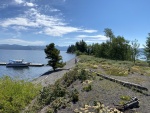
6;59;30;67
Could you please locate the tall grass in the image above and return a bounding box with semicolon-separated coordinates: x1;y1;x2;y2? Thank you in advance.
0;76;41;113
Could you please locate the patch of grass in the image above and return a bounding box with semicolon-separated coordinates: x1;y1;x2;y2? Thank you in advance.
79;55;150;76
120;95;131;101
101;65;129;76
0;76;41;113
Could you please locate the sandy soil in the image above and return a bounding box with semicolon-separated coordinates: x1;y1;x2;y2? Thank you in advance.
32;58;77;87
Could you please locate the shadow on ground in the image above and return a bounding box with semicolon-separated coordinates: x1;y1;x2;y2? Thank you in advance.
41;68;70;76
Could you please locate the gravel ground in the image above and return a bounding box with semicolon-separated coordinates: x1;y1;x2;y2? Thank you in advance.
32;58;77;87
31;58;150;113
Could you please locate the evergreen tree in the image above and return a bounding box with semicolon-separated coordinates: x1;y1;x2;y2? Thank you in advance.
44;43;65;71
67;45;76;53
144;33;150;66
75;40;87;53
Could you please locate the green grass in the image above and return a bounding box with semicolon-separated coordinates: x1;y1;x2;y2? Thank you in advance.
78;55;150;76
119;95;131;105
120;95;131;101
0;76;41;113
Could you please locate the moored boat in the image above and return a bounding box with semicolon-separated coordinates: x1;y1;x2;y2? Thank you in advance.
6;59;30;67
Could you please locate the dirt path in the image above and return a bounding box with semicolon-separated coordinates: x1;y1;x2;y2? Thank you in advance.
32;58;77;87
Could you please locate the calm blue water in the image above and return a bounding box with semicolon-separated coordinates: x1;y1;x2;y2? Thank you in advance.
0;50;75;80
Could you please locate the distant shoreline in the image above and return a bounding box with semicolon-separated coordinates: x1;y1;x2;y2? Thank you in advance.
0;44;68;51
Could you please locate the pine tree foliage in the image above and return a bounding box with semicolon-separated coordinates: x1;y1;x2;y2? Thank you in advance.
45;43;65;71
144;33;150;66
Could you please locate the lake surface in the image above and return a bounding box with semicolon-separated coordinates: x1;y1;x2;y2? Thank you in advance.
0;50;75;80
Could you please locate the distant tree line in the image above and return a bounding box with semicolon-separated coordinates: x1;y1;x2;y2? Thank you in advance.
67;28;141;63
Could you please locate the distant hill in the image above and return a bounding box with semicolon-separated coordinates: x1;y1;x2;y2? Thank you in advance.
0;44;68;51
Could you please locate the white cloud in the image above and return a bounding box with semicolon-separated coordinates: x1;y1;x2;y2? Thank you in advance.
1;17;39;27
14;0;37;7
43;26;81;36
12;26;28;31
50;8;60;12
15;0;24;4
0;38;45;46
75;34;109;44
77;35;108;40
81;30;97;33
25;2;36;7
0;7;98;37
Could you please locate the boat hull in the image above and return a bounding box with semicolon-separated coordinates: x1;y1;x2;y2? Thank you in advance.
6;63;29;67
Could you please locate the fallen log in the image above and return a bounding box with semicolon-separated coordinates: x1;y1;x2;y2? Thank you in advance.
89;70;148;92
116;97;139;111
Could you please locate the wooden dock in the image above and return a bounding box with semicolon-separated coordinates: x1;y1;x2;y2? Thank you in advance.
0;62;44;67
0;62;7;65
29;63;44;67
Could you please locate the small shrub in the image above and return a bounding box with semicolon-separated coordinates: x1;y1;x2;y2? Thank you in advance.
51;97;67;112
78;69;88;82
75;51;83;56
63;68;78;87
39;83;66;105
46;107;54;113
83;84;92;92
70;89;79;103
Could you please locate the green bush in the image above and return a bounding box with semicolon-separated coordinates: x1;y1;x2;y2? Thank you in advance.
0;76;41;113
70;89;79;103
83;84;92;92
78;69;88;82
50;97;68;112
75;51;83;56
62;68;78;87
39;82;66;105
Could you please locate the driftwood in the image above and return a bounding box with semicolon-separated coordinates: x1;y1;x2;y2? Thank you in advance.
116;97;139;111
89;70;148;93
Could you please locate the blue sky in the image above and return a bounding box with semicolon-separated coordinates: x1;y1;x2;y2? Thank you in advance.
0;0;150;47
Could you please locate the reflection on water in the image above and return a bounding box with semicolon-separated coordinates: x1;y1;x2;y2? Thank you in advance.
6;67;29;70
